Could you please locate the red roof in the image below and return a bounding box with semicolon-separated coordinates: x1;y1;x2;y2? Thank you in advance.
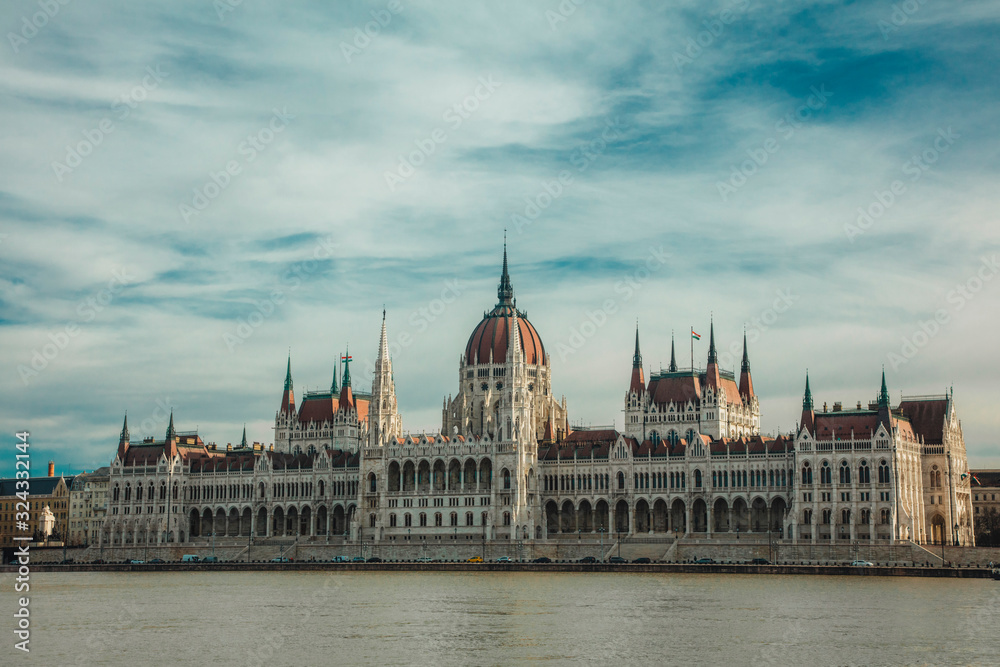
899;398;948;444
646;373;742;407
465;304;545;365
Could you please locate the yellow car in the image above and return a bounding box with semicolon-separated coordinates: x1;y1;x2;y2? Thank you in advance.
467;556;483;563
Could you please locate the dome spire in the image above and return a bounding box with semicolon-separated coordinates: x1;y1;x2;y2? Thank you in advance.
497;232;514;307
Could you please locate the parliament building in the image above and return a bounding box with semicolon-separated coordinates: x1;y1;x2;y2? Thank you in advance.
99;246;975;551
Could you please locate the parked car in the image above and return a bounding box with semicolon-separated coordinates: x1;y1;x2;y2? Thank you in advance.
331;556;348;563
271;557;290;563
750;558;771;565
181;555;201;563
467;556;483;563
91;559;106;564
149;558;165;564
202;556;219;563
130;559;145;564
366;557;383;563
578;556;598;563
531;557;552;564
851;560;874;567
495;556;512;563
632;557;652;564
607;556;628;564
695;558;715;564
351;556;366;563
416;557;435;563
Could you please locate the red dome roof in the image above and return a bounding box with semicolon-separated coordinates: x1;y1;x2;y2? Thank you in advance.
465;304;545;366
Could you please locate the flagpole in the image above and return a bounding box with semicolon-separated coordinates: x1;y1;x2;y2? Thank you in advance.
690;326;694;371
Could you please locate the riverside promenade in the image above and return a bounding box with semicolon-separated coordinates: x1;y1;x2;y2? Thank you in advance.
6;561;994;578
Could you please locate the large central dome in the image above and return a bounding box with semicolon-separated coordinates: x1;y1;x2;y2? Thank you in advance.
464;246;545;366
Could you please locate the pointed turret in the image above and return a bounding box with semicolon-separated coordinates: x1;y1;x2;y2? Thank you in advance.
497;234;514;307
279;354;295;415
117;412;130;460
629;326;645;396
507;307;523;364
164;409;177;459
877;368;892;426
800;372;815;434
669;332;678;372
738;330;755;401
331;364;338;395
708;320;718;365
240;425;248;448
338;348;354;411
705;319;721;391
371;314;401;446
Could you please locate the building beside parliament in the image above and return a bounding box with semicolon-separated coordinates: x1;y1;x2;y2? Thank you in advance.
97;246;975;549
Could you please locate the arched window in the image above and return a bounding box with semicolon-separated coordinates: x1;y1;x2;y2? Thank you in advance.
617;471;626;489
318;480;325;496
839;461;851;485
466;512;474;526
419;513;427;527
822;509;831;524
803;509;812;524
124;484;131;502
860;508;870;524
650;430;661;446
450;512;458;527
503;469;511;490
369;513;376;528
503;512;511;526
878;461;890;484
841;509;851;524
694;469;702;488
368;473;377;493
667;431;680;446
858;461;870;485
434;513;442;527
389;513;397;527
404;513;412;527
880;509;891;525
820;461;831;485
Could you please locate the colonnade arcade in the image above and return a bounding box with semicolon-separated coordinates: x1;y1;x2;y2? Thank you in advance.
544;495;788;537
186;503;357;539
382;457;494;493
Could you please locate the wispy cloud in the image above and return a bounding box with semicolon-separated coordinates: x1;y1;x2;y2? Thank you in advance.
2;0;1000;474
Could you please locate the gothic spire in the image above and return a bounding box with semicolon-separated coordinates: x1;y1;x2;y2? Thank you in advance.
331;363;338;395
119;412;129;444
240;425;248;448
738;329;754;400
378;309;390;363
284;353;293;392
342;347;352;388
707;318;718;365
497;233;514;307
632;325;642;369
878;368;890;409
165;409;176;440
741;330;750;373
803;372;814;410
669;332;678;372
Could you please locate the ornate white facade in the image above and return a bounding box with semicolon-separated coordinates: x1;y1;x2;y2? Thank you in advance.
98;245;975;550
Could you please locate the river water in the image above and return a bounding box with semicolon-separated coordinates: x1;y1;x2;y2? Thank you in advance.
8;571;999;666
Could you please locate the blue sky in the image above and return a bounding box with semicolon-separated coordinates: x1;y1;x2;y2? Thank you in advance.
2;0;999;477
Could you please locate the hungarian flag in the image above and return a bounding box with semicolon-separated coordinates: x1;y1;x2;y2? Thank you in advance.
692;331;701;340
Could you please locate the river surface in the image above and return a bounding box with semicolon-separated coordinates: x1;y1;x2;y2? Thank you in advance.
5;571;998;666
